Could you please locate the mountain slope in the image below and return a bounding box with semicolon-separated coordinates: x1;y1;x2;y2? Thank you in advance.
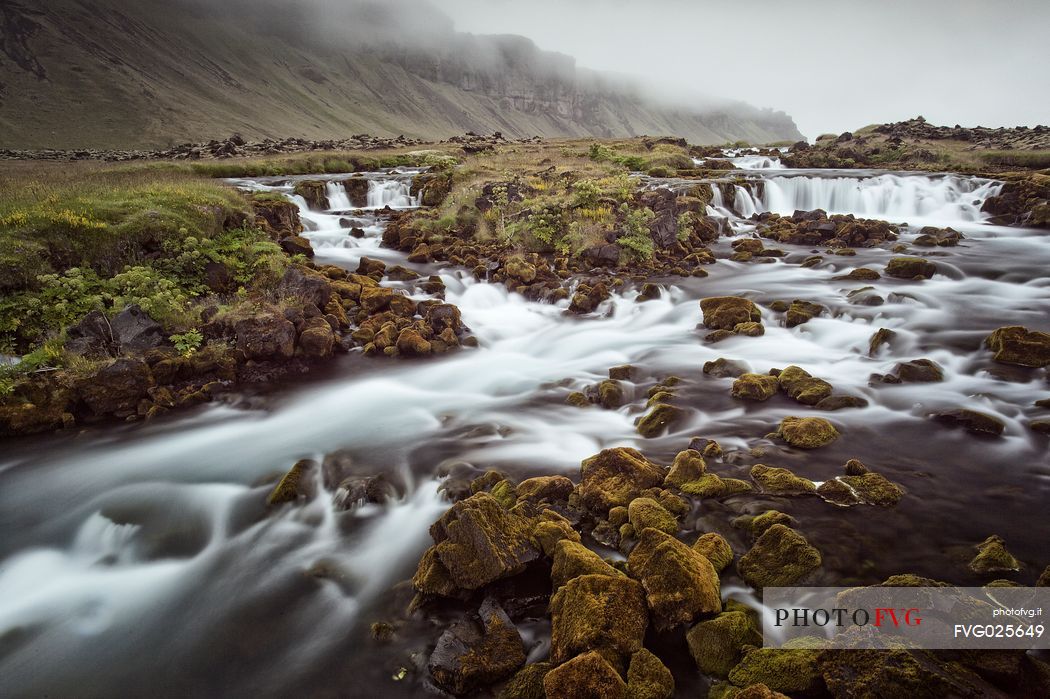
0;0;802;149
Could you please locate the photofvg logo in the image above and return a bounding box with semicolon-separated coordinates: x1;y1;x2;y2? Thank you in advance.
761;587;1050;650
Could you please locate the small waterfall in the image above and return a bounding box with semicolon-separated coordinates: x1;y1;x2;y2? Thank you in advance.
325;182;352;210
732;174;1002;223
366;179;419;209
731;155;783;170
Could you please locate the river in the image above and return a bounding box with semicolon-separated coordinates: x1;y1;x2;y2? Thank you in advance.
0;158;1047;696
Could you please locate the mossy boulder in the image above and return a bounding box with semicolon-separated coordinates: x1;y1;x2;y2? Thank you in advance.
532;511;581;557
428;598;525;695
499;662;549;699
731;374;780;401
727;648;824;696
893;358;944;382
627;528;721;630
665;449;707;488
415;492;539;593
626;648;675;699
543;651;626;699
703;358;751;378
567;391;590;407
516;475;574;508
579;447;666;513
598;379;626;409
679;473;754;498
552;539;622;588
267;458;317;506
628;497;678;535
785;300;825;327
396;328;432;356
817;472;905;507
636;404;686;438
750;464;816;495
886;256;936;279
76;357;155;417
549;573;648;665
969;535;1021;574
775;416;839;448
777;366;833;405
693;532;734;572
701;296;762;330
687;611;762;677
984;326;1050;368
738;524;822;589
504;257;537;283
609;364;636;381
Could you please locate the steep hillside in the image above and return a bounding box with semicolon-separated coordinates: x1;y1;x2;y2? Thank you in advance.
0;0;802;149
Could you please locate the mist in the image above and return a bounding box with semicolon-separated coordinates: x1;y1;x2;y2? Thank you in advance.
439;0;1050;139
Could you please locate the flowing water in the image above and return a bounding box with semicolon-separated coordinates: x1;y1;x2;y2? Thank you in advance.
1;164;1048;697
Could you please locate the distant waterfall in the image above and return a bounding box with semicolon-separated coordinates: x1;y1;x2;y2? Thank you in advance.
367;179;420;208
733;174;1002;223
731;155;784;169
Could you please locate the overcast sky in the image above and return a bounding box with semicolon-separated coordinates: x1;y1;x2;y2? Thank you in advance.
439;0;1049;139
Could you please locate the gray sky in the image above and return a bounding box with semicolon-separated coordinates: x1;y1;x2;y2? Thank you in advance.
438;0;1049;139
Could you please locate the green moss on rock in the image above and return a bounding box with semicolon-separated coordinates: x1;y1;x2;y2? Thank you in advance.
579;447;666;513
679;473;754;498
750;464;816;495
628;497;678;534
665;449;706;487
549;574;648;665
499;662;550;699
984;326;1050;368
636;404;686;438
727;648;824;695
969;535;1021;574
543;651;627;699
775;416;839;448
777;365;833;405
738;524;822;589
701;296;762;330
552;539;623;588
731;373;780;401
692;532;734;572
627;528;721;630
687;611;762;677
267;458;316;505
626;648;675;699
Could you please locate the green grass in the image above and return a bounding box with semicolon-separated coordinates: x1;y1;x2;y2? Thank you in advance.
976;150;1050;170
0;162;286;355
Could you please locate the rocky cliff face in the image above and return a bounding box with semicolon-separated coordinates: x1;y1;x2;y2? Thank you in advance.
0;0;802;149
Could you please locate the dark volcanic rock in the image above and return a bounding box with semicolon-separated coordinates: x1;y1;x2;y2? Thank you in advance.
428;598;525;695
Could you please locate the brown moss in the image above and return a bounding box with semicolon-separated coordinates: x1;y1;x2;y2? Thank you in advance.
627;528;721;630
626;648;675;699
737;524;822;589
552;539;622;588
775;416;839;448
627;497;678;535
749;464;816;495
543;651;627;699
692;532;733;572
687;611;762;677
549;574;648;665
731;373;780;401
579;447;666;513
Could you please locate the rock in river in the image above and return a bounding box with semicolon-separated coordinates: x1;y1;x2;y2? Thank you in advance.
701;296;762;330
737;523;822;588
413;493;538;593
984;326;1050;368
428;598;525;695
627;528;721;630
775;416;839;449
549;573;648;664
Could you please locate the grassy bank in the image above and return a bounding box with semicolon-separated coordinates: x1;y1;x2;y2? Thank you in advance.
0;162;289;372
